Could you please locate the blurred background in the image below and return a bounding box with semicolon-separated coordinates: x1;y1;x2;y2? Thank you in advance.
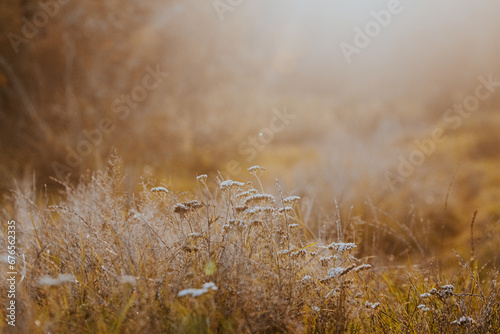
1;0;499;266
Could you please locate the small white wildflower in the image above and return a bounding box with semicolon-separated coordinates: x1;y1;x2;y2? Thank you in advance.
236;189;259;199
248;165;262;172
220;180;245;191
279;206;294;214
451;316;476;325
365;301;380;309
196;174;208;183
178;288;207;297
178;282;217;297
327;242;357;252
261;206;274;213
283;196;301;205
244;194;275;206
327;267;345;278
245;206;275;215
302;275;312;282
151;186;169;193
278;249;291;256
38;274;78;287
290;249;307;259
437;285;454;298
312;306;320;313
319;256;335;266
420;293;431;298
417;304;430;311
248;166;265;176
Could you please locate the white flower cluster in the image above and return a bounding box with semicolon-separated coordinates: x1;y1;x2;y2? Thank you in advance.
283;196;301;205
151;186;169;193
220;180;245;191
196;174;207;183
248;165;265;173
279;207;294;214
451;316;476;325
417;304;430;311
244;194;275;206
429;284;454;298
236;189;258;199
327;242;357;252
365;301;380;309
178;282;217;297
245;206;274;215
327;267;345;278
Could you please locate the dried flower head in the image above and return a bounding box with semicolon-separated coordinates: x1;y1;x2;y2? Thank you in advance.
244;194;275;206
302;275;312;283
174;203;189;214
365;301;380;309
250;219;264;227
290;249;307;259
235;205;248;214
220;180;245;191
182;200;203;210
354;264;371;272
451;316;476;325
327;242;357;253
151;186;169;193
236;189;259;199
248;165;265;176
430;284;454;299
279;207;294;214
283;196;301;205
319;256;335;267
196;174;208;184
417;304;430;311
245;206;274;215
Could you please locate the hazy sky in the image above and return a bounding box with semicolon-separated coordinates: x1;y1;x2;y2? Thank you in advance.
173;0;500;104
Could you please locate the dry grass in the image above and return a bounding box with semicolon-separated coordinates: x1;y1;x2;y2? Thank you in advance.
1;156;498;333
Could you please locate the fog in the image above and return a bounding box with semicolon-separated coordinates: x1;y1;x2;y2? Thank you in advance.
1;0;500;203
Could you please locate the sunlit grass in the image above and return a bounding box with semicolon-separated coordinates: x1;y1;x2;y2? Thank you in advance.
1;157;498;333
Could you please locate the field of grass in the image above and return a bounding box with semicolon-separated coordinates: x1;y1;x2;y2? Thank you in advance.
1;155;499;333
